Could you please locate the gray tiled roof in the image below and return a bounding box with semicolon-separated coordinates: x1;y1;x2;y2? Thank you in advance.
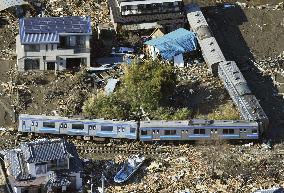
5;150;33;180
5;138;82;181
20;138;72;163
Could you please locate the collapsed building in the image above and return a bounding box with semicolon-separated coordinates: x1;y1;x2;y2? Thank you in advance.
108;0;186;31
16;16;92;71
4;138;83;193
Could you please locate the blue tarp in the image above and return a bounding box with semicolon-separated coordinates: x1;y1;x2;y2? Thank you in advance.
144;28;198;60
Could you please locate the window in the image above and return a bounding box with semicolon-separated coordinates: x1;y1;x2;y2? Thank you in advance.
164;130;176;135
57;158;68;169
51;44;54;51
72;124;84;130
101;126;113;132
252;129;258;134
47;159;68;171
141;130;147;135
43;122;55;128
24;58;40;70
130;127;136;133
35;163;47;175
22;121;25;125
24;44;40;52
45;45;48;51
193;129;205;134
118;126;125;132
223;129;234;134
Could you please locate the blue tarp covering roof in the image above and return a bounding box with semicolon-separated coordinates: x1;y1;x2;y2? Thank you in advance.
144;28;198;60
19;16;92;44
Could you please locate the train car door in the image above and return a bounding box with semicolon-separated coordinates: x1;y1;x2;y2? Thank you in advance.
152;129;160;140
210;128;219;139
239;128;247;139
60;123;68;134
181;129;189;140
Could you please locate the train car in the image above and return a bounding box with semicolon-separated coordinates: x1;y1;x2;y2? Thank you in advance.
139;119;260;141
18;114;138;140
199;37;226;75
218;61;251;96
185;3;225;75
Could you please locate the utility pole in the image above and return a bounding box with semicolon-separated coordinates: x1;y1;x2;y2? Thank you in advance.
98;173;106;193
90;171;94;193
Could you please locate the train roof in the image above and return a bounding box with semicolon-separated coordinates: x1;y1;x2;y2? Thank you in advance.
19;114;137;125
199;37;226;65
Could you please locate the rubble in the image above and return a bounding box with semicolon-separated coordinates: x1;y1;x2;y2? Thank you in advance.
101;144;284;192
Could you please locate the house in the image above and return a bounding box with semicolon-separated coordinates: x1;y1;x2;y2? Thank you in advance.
4;138;83;193
108;0;186;31
144;28;198;67
16;16;92;71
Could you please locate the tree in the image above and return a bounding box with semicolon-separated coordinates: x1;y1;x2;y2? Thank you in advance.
83;59;191;120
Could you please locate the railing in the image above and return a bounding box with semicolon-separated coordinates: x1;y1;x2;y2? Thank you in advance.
57;47;90;54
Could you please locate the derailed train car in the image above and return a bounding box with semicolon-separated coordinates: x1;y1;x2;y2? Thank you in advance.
18;114;260;141
184;3;269;133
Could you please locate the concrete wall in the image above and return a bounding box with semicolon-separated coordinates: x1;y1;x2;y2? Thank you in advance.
16;35;91;71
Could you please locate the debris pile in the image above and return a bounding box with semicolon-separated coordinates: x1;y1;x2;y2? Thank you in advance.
44;0;111;25
102;143;284;193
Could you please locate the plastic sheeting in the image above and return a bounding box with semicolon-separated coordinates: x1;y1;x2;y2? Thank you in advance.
0;0;28;12
144;28;198;60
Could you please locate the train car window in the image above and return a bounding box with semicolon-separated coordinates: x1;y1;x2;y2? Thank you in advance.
141;130;147;135
22;121;25;125
72;124;84;130
32;121;34;126
60;124;63;128
164;130;177;135
223;129;234;134
89;125;92;130
130;128;136;133
194;129;205;134
35;122;38;127
93;126;96;130
252;129;258;134
43;122;55;128
101;126;113;132
243;129;247;132
64;124;67;128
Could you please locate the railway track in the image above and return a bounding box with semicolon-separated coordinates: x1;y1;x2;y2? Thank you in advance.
75;144;176;157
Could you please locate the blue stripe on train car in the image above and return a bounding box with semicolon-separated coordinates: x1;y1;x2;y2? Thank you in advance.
160;135;181;139
188;135;211;138
38;128;59;133
67;130;88;135
246;134;258;139
140;136;152;139
220;134;240;139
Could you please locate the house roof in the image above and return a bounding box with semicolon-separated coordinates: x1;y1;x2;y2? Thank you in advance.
5;138;82;181
20;138;73;163
0;0;28;12
19;16;92;44
144;28;198;60
108;0;185;25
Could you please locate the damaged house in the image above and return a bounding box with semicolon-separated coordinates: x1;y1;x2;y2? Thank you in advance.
144;28;198;67
16;16;92;71
4;138;82;193
108;0;186;31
